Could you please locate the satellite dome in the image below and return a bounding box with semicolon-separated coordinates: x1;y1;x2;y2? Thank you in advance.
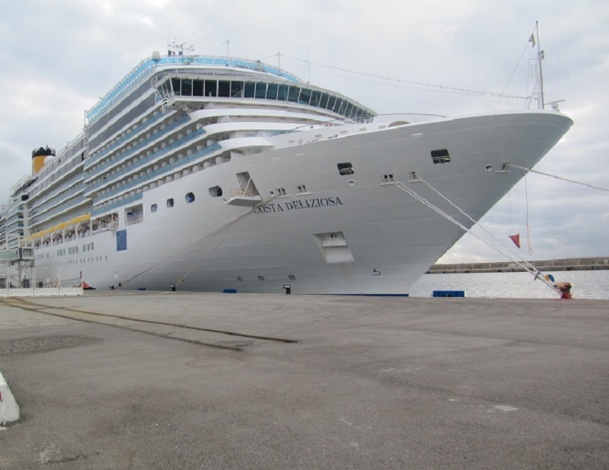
151;50;161;62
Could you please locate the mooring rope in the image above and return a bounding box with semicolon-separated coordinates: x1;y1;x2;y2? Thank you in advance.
393;178;559;294
508;164;609;193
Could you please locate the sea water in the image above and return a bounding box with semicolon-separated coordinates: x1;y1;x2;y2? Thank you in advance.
409;270;609;300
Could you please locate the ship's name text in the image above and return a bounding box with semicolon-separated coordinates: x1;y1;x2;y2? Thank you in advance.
254;196;343;214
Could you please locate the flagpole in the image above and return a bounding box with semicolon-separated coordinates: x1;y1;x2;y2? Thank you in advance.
535;21;545;109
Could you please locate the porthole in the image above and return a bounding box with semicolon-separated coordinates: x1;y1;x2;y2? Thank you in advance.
185;192;195;203
209;186;223;197
151;203;158;213
166;198;174;208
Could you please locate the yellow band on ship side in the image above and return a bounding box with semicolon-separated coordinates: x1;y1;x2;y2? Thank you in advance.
27;213;91;240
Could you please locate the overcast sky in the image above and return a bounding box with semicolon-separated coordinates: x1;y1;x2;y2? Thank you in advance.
1;0;607;263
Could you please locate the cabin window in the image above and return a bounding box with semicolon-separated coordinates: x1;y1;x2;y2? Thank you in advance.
288;86;300;103
204;80;217;97
244;82;255;98
277;84;288;101
125;203;144;225
181;79;193;96
299;88;311;105
185;192;195;203
345;103;354;118
151;203;158;213
337;100;346;115
166;198;174;208
431;149;451;164
255;82;267;99
337;162;354;176
209;186;223;197
218;81;231;97
267;83;278;100
171;78;181;95
193;80;204;96
320;93;329;109
231;81;243;97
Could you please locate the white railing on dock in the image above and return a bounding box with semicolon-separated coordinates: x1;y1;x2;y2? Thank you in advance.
0;286;84;298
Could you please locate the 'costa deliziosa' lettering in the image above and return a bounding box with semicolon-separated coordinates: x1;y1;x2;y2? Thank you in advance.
253;196;343;214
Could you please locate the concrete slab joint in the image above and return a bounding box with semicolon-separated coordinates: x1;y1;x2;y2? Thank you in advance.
0;371;20;425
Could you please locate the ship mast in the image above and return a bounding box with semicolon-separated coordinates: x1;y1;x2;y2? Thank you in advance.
534;21;545;109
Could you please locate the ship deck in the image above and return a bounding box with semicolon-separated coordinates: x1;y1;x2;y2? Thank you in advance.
1;292;607;468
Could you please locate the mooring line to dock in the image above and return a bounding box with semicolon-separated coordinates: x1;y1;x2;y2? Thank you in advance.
1;298;298;350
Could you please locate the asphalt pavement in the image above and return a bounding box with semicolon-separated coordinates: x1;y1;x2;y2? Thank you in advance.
0;292;607;469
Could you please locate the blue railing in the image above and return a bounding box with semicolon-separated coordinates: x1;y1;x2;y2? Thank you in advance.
86;128;207;194
86;111;168;168
29;196;90;227
92;142;221;207
85;116;193;180
91;193;143;217
29;183;85;218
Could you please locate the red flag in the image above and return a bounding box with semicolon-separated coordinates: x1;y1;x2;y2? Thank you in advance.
509;234;521;248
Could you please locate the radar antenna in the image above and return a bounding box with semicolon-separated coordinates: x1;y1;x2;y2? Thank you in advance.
167;38;195;56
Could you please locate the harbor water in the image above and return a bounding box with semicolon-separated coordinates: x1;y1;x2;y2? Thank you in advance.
410;269;609;299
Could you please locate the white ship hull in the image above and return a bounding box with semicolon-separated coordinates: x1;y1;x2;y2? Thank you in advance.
32;111;572;295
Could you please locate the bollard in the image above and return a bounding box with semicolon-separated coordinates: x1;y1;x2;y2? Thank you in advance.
554;282;572;299
170;284;176;292
282;284;291;295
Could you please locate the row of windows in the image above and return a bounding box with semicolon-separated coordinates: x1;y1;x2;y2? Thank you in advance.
55;242;95;257
149;188;222;213
157;78;374;122
36;255;109;268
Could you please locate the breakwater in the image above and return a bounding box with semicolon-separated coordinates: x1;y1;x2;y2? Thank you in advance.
428;257;609;274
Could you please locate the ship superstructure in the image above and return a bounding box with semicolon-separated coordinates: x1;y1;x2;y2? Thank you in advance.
0;51;572;294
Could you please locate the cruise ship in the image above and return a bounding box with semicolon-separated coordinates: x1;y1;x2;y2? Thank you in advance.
0;50;573;295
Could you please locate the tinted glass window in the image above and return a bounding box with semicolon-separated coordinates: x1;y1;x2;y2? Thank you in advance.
193;80;204;96
278;84;288;100
204;80;217;97
231;81;243;97
267;83;278;100
181;79;193;96
219;81;230;97
255;82;267;99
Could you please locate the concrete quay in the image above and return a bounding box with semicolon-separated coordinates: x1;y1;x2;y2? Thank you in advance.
428;256;609;274
0;292;608;469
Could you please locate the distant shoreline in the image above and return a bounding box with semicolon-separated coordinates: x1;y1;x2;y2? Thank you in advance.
428;257;609;274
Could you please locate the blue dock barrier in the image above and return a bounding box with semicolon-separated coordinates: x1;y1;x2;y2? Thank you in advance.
432;290;465;298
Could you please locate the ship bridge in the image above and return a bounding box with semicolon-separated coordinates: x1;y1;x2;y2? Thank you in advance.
86;55;306;124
